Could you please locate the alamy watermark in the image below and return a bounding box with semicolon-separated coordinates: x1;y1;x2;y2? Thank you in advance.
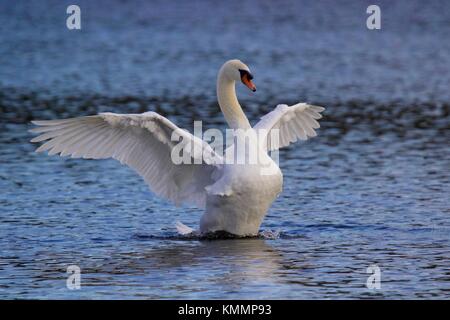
366;264;381;290
66;265;81;290
366;5;381;30
66;5;81;30
169;121;281;176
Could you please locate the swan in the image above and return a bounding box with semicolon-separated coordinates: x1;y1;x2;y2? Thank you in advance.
30;60;324;236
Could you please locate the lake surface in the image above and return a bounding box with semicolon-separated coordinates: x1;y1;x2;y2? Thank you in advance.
0;0;449;299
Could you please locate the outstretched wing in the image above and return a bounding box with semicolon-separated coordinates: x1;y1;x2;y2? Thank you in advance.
254;103;325;151
30;112;223;208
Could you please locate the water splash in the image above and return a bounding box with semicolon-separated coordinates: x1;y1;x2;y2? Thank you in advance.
133;229;282;241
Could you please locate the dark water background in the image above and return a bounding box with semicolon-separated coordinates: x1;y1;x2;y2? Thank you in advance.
0;0;449;299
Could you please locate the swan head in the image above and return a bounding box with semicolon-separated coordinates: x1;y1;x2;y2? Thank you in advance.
221;59;256;92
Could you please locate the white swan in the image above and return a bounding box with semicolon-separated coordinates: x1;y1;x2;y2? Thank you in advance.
30;60;324;236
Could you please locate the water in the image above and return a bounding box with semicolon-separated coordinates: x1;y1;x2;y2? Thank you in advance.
0;0;449;299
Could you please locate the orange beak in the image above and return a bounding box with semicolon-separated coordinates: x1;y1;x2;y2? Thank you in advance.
240;71;256;92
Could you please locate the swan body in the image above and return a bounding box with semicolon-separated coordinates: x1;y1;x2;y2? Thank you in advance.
31;60;324;236
202;166;283;235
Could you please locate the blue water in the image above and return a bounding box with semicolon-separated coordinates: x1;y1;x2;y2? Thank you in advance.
0;0;449;299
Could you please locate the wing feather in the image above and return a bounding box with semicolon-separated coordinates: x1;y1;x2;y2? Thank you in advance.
31;112;223;208
254;103;325;151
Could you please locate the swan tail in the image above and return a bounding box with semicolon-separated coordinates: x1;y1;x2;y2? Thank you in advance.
175;221;194;235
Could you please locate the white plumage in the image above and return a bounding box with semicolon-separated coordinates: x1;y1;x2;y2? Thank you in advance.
32;112;221;208
255;103;325;151
31;60;324;236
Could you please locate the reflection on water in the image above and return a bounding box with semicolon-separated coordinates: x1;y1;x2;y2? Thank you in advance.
115;240;283;294
1;0;450;299
17;239;285;299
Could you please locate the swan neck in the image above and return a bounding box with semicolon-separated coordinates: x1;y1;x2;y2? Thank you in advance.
217;71;251;129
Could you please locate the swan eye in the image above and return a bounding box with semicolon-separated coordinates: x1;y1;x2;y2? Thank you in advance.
239;69;253;80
